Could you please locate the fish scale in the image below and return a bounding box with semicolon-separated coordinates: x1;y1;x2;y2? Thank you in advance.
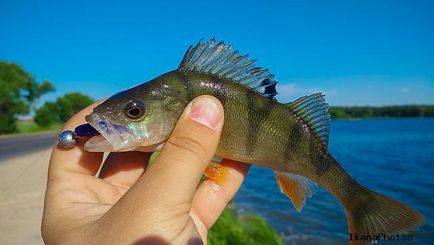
171;71;295;168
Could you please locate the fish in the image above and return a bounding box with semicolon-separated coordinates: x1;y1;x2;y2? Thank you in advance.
83;39;424;244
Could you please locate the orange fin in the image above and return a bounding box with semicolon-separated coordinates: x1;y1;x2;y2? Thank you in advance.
274;171;317;212
204;159;229;185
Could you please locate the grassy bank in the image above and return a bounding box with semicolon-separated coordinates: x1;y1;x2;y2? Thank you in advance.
10;121;62;135
208;206;283;245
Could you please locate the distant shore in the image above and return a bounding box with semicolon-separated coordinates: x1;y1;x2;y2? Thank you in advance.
2;105;434;136
329;105;434;119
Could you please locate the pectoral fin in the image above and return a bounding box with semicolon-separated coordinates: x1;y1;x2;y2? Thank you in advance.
204;159;224;183
275;171;317;212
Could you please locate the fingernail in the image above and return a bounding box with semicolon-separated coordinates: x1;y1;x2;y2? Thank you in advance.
189;97;220;130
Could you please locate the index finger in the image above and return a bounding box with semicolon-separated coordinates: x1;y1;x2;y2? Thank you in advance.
48;100;105;180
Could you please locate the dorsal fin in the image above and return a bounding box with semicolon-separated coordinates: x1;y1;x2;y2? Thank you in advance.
178;38;278;99
287;93;331;147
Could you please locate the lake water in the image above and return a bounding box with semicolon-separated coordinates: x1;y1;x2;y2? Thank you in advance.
233;118;434;245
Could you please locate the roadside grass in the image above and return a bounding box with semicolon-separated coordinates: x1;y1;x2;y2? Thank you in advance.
13;121;62;135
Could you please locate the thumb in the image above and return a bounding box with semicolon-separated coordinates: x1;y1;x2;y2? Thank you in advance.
94;96;223;244
132;95;224;204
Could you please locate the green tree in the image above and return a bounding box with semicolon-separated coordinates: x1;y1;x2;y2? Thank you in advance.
34;102;58;127
57;92;94;122
34;92;94;127
0;62;54;133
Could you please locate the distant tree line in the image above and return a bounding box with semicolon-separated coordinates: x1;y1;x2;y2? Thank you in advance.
329;105;434;119
34;92;94;127
2;61;433;134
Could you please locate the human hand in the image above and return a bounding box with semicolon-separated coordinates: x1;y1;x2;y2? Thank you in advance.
41;95;250;245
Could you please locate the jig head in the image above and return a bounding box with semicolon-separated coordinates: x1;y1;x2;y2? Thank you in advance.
57;123;100;148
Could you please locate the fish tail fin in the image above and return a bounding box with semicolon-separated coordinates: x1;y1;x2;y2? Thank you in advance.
345;187;424;245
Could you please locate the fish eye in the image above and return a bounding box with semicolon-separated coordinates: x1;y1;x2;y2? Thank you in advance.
124;100;146;120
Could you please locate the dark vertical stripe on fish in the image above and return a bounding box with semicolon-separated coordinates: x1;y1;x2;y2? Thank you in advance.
314;152;333;178
283;115;304;163
176;72;195;100
245;89;275;155
210;78;227;106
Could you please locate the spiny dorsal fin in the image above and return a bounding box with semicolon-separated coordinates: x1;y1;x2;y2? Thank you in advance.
178;38;278;99
287;93;331;147
275;171;317;212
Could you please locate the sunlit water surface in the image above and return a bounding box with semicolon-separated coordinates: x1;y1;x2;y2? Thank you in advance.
233;118;434;245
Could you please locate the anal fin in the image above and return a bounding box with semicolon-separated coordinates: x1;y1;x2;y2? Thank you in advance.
274;171;317;212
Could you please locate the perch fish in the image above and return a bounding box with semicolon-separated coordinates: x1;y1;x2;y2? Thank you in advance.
83;39;424;244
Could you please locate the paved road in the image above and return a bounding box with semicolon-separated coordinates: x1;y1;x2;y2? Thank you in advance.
0;133;57;161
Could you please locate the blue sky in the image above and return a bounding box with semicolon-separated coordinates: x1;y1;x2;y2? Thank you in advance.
1;0;433;106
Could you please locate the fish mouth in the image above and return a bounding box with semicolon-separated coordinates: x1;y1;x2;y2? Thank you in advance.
84;113;138;152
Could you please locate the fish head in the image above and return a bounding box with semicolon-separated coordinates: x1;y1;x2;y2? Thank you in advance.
84;79;185;152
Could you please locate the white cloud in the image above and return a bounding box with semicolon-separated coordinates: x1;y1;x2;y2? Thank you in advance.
277;83;297;95
276;83;337;103
275;75;434;106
